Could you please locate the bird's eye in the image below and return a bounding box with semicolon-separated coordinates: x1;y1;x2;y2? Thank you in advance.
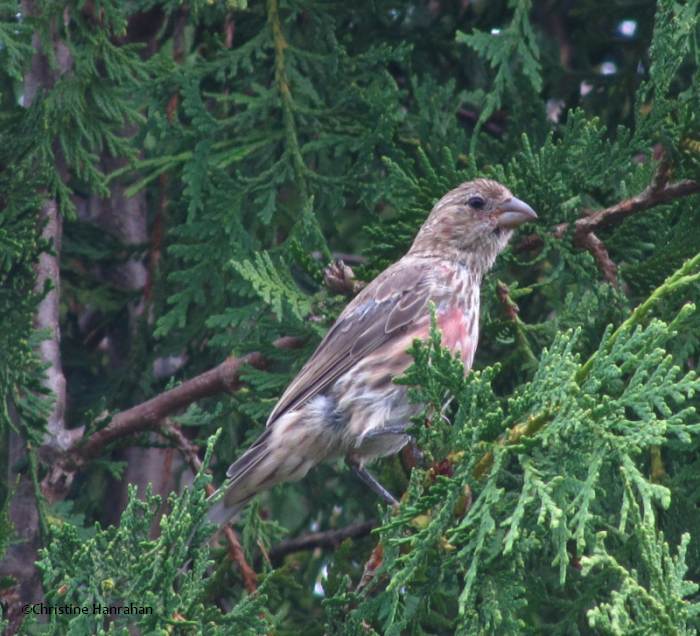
468;196;485;210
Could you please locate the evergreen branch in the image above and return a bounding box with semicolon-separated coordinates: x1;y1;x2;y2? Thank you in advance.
161;420;258;593
476;253;700;482
267;519;377;564
268;0;309;202
576;253;700;382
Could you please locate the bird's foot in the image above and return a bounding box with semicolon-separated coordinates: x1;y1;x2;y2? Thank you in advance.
346;457;399;506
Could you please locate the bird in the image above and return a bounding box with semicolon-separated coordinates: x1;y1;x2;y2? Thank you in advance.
208;179;536;525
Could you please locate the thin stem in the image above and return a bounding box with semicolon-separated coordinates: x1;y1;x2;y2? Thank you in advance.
496;281;538;367
268;0;308;202
160;420;258;593
27;443;49;542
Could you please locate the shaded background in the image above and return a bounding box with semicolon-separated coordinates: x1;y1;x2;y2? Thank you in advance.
1;0;700;633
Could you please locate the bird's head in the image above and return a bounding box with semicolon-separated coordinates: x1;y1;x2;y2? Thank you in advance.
408;179;537;273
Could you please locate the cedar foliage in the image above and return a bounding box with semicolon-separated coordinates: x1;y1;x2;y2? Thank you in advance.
1;0;700;633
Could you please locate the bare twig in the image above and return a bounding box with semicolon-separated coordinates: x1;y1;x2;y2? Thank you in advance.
577;232;618;286
268;520;376;564
160;421;258;593
572;179;698;239
516;165;700;286
223;526;258;593
41;352;264;501
356;543;384;592
80;353;265;462
496;281;519;321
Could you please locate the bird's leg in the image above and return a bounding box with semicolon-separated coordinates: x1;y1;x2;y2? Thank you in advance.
360;424;410;439
345;457;399;506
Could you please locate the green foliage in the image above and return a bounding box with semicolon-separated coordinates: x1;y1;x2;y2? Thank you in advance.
0;158;51;456
233;251;311;323
35;433;273;634
1;0;700;633
457;0;542;153
335;258;700;633
582;487;699;635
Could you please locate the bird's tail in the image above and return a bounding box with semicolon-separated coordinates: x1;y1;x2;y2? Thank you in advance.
206;495;247;527
206;411;325;527
206;426;274;526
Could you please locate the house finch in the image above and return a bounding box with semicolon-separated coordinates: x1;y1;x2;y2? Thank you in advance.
208;179;536;525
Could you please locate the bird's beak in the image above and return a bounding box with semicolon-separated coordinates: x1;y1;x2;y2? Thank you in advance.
494;197;538;229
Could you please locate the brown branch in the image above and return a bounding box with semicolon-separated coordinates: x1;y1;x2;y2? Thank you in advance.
517;167;700;286
357;543;384;592
41;335;308;502
457;107;506;137
41;352;263;501
577;232;618;286
496;281;538;366
496;281;519;321
542;10;573;70
160;421;258;593
224;13;235;49
272;335;306;350
223;526;258;594
572;178;699;239
268;520;376;564
79;353;265;462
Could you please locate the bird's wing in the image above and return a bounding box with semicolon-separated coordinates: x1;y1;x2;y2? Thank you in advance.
266;258;435;426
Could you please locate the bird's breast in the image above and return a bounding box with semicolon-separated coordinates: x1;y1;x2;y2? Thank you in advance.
435;266;480;369
437;305;478;368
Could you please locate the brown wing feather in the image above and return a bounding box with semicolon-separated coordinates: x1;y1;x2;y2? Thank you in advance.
266;258;435;426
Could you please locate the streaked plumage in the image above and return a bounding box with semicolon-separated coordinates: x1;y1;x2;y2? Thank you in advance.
209;179;536;525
